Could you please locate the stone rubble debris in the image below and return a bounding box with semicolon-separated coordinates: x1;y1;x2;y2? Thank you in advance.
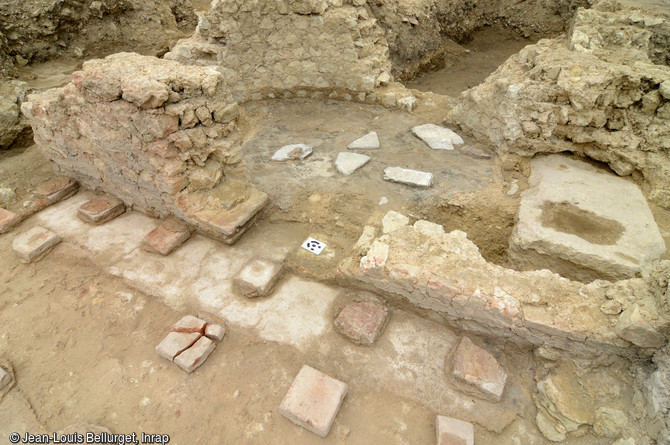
452;6;670;209
271;144;313;161
12;226;62;263
412;123;464;150
232;257;284;298
383;166;433;188
335;152;371;175
436;415;474;445
141;217;193;256
155;315;224;372
334;301;390;345
77;196;126;225
347;131;380;150
279;365;348;438
381;210;409;234
615;303;667;348
450;336;507;402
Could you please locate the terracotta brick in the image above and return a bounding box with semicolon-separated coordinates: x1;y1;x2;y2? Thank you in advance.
205;323;226;342
171;315;207;335
232;257;284;298
279;365;348;438
78;196;125;225
12;226;62;263
450;337;507;402
141;217;192;255
190;187;268;244
0;208;21;234
155;331;201;361
174;336;216;372
35;176;78;202
436;415;474;445
334;301;390;345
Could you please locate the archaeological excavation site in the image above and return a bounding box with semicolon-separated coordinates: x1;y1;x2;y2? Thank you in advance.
1;0;670;443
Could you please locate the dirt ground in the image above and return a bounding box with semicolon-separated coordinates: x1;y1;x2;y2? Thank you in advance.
406;25;539;97
0;4;665;443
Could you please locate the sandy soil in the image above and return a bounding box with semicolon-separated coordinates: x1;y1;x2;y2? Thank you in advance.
406;25;538;97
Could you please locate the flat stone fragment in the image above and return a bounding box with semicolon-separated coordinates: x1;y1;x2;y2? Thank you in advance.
142;217;192;255
412;124;464;150
0;366;11;391
12;226;62;263
272;144;313;161
335;152;371;175
35;176;79;202
78;196;125;225
382;210;409;234
0;208;21;233
615;303;666;348
509;155;667;282
171;315;207;334
334;301;390;345
205;323;226;342
436;415;474;445
279;365;348;437
155;331;201;361
233;257;284;298
384;166;432;188
190;187;269;244
451;336;507;402
347;131;380;150
174;336;216;372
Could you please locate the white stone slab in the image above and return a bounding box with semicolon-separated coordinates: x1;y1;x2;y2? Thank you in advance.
12;226;62;263
347;131;380;150
412;124;464;150
509;155;666;281
335;152;371;175
384;167;432;188
272;144;313;161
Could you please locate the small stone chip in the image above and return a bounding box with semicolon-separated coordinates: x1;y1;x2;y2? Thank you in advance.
436;415;474;445
334;301;390;345
335;152;371;175
347;131;380;150
450;336;507;402
384;166;432;188
0;366;11;391
155;331;201;361
279;365;348;437
12;226;62;263
412;124;464;150
233;257;284;298
171;315;207;334
173;336;216;372
272;144;313;161
78;196;125;225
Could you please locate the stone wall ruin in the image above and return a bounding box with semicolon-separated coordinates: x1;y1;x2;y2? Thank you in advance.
452;5;670;208
165;0;395;104
21;53;267;244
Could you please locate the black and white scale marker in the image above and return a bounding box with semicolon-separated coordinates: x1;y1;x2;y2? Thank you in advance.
301;237;327;255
